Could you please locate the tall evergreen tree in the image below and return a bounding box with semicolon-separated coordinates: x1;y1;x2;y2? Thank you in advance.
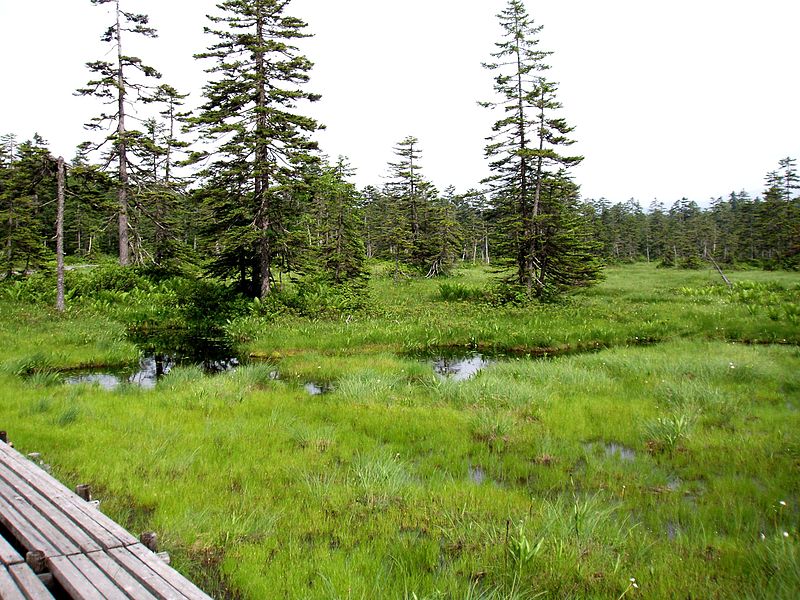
192;0;321;298
76;0;161;266
482;0;600;296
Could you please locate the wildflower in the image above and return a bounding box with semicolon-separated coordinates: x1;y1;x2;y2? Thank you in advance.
729;362;735;369
784;531;790;538
760;532;766;540
780;500;787;507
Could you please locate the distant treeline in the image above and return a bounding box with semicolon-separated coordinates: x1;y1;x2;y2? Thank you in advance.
584;157;800;269
1;132;798;287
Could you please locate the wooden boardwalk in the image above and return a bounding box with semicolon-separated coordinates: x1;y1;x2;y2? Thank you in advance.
0;434;213;599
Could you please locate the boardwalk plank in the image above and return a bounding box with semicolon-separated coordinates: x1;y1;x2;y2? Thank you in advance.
67;554;129;600
108;547;188;600
0;566;27;600
0;485;79;556
48;555;106;600
0;532;23;565
0;495;60;556
0;445;135;548
127;544;213;600
0;441;212;600
86;550;159;600
8;563;55;600
0;462;102;554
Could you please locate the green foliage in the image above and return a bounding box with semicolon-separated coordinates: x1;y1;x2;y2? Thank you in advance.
437;282;484;302
290;276;370;317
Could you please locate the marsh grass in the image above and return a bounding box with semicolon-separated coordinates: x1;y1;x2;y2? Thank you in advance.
0;264;798;598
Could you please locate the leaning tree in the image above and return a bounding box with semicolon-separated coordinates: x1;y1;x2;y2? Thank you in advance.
482;0;601;297
192;0;322;298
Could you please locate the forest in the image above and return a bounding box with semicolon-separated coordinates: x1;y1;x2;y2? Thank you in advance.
0;0;799;599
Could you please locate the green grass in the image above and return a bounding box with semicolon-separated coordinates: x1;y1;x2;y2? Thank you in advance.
0;263;798;598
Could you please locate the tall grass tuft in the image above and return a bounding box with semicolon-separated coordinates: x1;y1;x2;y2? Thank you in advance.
644;413;694;456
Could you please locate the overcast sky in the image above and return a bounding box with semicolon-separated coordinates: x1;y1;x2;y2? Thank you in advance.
0;0;797;205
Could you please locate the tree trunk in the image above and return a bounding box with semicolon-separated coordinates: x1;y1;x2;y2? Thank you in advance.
56;157;66;313
255;5;271;298
116;1;130;266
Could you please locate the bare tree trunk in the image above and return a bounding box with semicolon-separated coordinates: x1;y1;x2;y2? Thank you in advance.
56;157;66;312
116;1;130;266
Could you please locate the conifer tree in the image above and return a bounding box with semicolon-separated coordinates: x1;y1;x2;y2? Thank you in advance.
301;158;368;286
136;84;193;267
77;0;161;266
192;0;321;298
0;136;55;276
482;0;600;296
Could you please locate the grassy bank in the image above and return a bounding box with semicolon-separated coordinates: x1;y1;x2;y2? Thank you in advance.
0;264;798;598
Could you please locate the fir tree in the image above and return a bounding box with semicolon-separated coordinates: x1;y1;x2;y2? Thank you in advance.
301;158;368;287
192;0;321;298
76;0;161;266
0;136;55;276
481;0;600;296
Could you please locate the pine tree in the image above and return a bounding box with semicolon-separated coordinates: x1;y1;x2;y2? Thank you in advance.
482;0;599;297
192;0;321;298
76;0;162;266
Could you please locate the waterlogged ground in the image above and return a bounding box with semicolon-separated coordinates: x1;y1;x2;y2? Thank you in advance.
0;264;799;599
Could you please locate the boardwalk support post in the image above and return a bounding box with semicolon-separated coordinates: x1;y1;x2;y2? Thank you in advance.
140;531;158;552
26;550;47;574
76;484;92;501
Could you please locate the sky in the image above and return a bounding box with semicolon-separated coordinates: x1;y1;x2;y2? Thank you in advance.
0;0;798;206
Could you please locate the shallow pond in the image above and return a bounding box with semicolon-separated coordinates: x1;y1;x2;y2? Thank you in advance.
65;330;240;390
426;352;493;381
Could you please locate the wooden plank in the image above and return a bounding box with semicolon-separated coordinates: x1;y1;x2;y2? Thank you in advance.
0;443;137;548
0;566;27;600
47;555;106;600
0;462;102;554
0;532;23;565
0;483;79;557
85;551;159;600
125;544;212;600
0;495;60;557
8;563;55;600
67;554;129;600
108;546;188;600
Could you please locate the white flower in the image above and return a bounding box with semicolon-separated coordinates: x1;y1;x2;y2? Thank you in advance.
784;531;790;538
780;500;787;506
